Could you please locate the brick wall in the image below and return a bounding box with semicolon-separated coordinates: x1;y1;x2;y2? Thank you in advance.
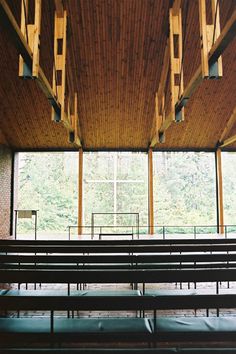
0;146;13;239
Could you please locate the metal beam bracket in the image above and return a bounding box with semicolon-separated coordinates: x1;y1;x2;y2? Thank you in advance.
159;131;166;144
199;0;223;78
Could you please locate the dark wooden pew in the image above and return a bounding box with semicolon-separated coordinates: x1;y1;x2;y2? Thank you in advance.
2;349;236;354
2;243;236;254
1;238;236;245
1;252;235;294
1;293;236;345
1;252;236;264
2;290;236;311
1;268;236;288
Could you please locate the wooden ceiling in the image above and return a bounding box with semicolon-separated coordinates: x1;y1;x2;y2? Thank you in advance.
0;0;235;151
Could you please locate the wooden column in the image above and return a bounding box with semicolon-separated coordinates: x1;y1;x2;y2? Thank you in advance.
78;148;83;237
169;7;184;122
148;149;154;235
215;148;224;234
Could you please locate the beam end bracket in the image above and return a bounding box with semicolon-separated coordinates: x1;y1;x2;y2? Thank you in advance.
159;132;166;144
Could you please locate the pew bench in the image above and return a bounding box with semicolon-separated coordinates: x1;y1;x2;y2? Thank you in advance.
2;238;236;246
2;243;236;255
3;349;236;354
1;293;236;346
1;268;235;290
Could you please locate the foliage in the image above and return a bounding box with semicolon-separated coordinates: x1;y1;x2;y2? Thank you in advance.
17;152;78;233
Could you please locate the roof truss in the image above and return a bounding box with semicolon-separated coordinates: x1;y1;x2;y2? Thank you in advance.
150;5;236;148
0;0;81;148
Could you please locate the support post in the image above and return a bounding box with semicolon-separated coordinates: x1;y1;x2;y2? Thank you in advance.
148;149;154;235
78;148;83;237
169;7;184;122
215;149;224;234
19;0;41;78
52;10;67;122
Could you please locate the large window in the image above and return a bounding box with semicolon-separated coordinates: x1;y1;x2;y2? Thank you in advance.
83;152;148;234
17;152;78;236
222;152;236;225
16;150;222;237
153;152;216;228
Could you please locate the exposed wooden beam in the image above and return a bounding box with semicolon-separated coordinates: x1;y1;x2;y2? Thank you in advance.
220;134;236;149
199;0;222;78
69;93;81;147
148;148;154;235
0;0;81;147
150;42;169;147
172;0;182;16
215;149;224;234
52;10;67;122
219;107;236;147
78;148;83;237
19;0;41;78
150;7;236;146
169;7;184;122
150;0;182;148
54;0;64;18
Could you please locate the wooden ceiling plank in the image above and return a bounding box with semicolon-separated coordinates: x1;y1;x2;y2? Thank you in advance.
152;6;236;146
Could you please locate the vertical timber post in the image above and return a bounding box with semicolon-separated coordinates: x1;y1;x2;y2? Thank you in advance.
148;149;154;235
215;149;224;234
198;0;223;78
169;7;184;122
19;0;41;78
52;9;67;122
78;148;83;237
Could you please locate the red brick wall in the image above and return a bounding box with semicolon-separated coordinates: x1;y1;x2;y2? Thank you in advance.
0;146;13;239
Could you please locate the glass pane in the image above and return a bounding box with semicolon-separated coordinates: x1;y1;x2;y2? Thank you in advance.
83;152;114;181
17;152;78;238
153;151;216;230
83;151;148;236
222;152;236;227
83;181;114;231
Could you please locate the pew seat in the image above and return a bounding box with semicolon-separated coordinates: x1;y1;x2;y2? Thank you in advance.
2;348;236;354
150;316;236;342
1;316;236;344
3;289;142;297
0;317;152;343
